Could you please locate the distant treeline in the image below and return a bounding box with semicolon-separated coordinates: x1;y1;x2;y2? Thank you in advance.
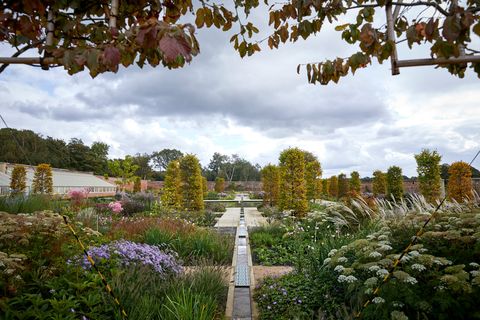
0;128;262;181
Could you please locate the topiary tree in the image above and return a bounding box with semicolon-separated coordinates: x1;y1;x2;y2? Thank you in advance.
202;176;208;195
386;166;404;200
350;171;361;195
161;160;182;210
415;149;442;203
133;176;142;193
214;177;225;193
337;173;349;199
9;165;27;195
179;154;204;211
322;179;329;197
328;176;338;199
447;161;473;202
372;170;387;197
305;159;322;202
32;163;53;195
278;147;308;217
261;164;280;206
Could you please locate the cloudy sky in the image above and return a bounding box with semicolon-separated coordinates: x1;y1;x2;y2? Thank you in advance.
1;6;479;178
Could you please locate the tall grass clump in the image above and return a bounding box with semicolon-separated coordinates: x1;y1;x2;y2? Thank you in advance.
0;194;67;214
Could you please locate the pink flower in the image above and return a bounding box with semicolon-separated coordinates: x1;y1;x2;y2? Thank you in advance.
108;201;123;213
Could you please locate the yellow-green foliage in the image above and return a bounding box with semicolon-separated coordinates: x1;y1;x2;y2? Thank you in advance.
322;179;329;196
337;173;349;199
447;161;473;202
278;148;308;216
328;176;338;198
214;177;225;193
133;176;141;193
387;166;404;200
261;164;280;206
179;154;204;211
9;165;27;194
32;163;53;195
161;160;182;210
350;171;361;194
305;160;322;201
415;149;442;203
202;176;208;194
372;170;387;196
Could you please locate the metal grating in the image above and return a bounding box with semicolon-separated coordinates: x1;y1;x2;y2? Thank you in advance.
235;265;250;287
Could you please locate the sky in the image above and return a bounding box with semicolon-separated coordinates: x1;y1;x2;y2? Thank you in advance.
0;5;479;178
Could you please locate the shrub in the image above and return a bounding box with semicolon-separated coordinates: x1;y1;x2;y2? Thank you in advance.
205;202;226;212
204;191;220;200
305;160;322;202
372;170;387;197
262;164;280;206
68;188;89;212
279;148;308;217
214;177;225;193
162;160;182;210
350;171;361;194
447;161;473;202
179;155;204;211
337;173;349;199
0;194;66;214
328;176;338;198
133;176;141;193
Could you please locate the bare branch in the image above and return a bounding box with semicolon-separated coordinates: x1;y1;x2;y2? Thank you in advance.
0;40;44;74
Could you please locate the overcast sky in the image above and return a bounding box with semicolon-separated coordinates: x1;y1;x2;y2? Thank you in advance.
1;7;479;178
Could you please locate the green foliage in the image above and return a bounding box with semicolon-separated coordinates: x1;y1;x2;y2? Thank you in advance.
0;195;66;214
415;149;442;203
305;160;322;202
278;148;308;217
31;163;53;195
9;165;27;195
108;156;139;191
214;177;225;193
161;160;182;210
204;202;226;213
447;161;473;202
322;179;329;196
350;171;361;194
179;154;204;211
133;176;142;193
202;176;208;194
372;170;387;196
387;166;404;200
261;164;280;206
328;176;338;198
151;149;184;171
144;226;233;265
337;173;349;199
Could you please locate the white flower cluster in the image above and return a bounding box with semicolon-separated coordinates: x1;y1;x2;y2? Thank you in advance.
328;249;338;257
470;270;480;277
392;301;405;308
368;265;380;272
469;262;479;268
337;257;348;263
334;265;345;273
376;268;389;277
404;276;418;285
377;244;393;251
338;275;358;283
323;257;332;265
369;251;382;258
372;297;385;304
378;234;389;241
411;263;426;272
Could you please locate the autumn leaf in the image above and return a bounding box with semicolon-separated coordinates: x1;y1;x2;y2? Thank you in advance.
442;16;461;42
159;35;192;63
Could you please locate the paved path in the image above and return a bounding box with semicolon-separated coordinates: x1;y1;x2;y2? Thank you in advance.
215;207;267;228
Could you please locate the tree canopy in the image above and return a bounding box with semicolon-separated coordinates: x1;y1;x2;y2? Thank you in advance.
1;0;478;82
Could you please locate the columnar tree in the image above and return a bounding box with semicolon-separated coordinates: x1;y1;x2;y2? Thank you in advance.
278;148;308;216
261;164;280;206
32;163;53;195
9;165;27;195
133;176;142;193
328;176;338;199
372;170;387;197
337;173;349;199
214;177;225;193
305;160;322;202
415;149;442;203
179;154;204;211
202;176;208;195
161;160;182;209
447;161;473;202
322;179;329;197
350;171;361;195
386;166;404;200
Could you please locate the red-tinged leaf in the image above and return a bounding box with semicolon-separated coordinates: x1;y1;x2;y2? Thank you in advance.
442;16;461;42
110;27;119;38
104;46;121;67
159;35;192;63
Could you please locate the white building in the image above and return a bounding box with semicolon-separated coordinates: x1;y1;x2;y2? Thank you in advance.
0;162;116;196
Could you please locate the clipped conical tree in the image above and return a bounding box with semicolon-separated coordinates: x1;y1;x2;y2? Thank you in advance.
337;173;349;199
447;161;473;202
214;177;225;193
350;171;361;195
415;149;442;203
179;154;204;211
372;170;387;197
305;160;322;202
133;176;141;193
32;163;53;195
278;147;308;216
386;166;404;200
261;164;280;206
10;165;27;195
161;160;182;210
